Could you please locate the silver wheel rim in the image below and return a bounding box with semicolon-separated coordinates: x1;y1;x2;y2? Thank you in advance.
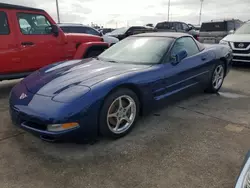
107;95;136;134
212;65;224;90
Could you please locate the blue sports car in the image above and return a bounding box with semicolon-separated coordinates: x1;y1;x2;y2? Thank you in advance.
9;32;232;142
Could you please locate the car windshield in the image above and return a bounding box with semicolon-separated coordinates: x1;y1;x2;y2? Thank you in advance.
108;27;128;35
98;36;174;64
235;23;250;34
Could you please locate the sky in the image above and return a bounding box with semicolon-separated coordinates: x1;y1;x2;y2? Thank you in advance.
2;0;250;28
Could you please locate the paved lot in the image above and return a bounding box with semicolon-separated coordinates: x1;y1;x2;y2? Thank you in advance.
1;67;250;188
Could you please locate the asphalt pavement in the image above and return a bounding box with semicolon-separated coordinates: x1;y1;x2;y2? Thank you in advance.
1;67;250;188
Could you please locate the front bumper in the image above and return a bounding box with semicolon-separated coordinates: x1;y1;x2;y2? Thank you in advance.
9;105;80;142
232;54;250;63
229;41;250;63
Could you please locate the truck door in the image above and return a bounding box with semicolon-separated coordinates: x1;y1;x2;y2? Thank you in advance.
15;11;65;71
0;10;22;75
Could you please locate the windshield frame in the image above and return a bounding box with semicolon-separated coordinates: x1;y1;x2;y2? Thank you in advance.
98;36;175;65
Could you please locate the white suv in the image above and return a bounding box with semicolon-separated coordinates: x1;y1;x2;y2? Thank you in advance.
220;21;250;63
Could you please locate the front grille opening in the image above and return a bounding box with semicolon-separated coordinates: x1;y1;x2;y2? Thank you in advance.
24;121;47;131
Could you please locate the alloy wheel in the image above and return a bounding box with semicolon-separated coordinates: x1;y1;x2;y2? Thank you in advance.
106;95;137;134
212;65;224;90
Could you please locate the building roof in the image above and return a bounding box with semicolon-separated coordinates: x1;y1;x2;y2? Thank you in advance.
0;3;44;12
133;32;192;38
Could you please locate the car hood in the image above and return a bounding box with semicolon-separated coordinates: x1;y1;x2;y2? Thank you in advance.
222;34;250;42
23;58;149;97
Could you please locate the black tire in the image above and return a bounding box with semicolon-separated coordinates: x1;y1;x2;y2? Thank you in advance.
84;50;103;58
205;61;225;93
99;88;140;139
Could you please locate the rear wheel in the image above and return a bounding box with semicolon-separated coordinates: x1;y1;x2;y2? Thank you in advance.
205;62;225;93
99;89;139;139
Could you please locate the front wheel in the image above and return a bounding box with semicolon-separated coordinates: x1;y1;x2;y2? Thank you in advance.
99;89;139;139
205;62;225;93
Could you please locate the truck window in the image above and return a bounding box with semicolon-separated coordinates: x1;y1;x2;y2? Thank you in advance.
17;13;52;35
155;22;173;29
182;23;189;31
200;22;227;32
0;11;10;35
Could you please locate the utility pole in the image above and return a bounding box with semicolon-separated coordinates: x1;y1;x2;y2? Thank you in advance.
167;0;171;21
198;0;204;25
56;0;60;23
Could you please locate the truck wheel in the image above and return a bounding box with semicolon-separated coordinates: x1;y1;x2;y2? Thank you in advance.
84;50;104;58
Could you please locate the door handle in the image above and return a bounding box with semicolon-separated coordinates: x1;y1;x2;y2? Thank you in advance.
201;57;207;61
21;42;34;46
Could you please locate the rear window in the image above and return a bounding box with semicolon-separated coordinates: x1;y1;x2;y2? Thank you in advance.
200;22;227;32
155;22;173;29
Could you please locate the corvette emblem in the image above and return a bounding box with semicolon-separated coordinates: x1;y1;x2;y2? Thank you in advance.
19;93;27;100
238;43;244;48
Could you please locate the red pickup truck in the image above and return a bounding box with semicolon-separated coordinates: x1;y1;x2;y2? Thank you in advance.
0;3;109;81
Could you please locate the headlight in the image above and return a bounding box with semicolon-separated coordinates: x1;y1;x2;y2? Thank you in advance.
235;152;250;188
219;40;230;46
47;122;79;132
52;85;90;103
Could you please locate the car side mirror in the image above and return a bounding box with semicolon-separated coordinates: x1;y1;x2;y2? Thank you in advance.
51;24;59;37
171;50;188;65
229;30;235;34
186;27;193;31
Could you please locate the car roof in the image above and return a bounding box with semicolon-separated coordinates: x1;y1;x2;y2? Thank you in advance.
133;32;192;39
0;3;44;12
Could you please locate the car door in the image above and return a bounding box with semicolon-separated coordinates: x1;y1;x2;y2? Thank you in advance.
0;10;22;75
156;37;211;100
15;11;65;71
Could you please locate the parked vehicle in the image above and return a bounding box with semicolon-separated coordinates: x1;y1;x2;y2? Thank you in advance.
155;21;199;40
219;21;250;63
9;32;232;142
58;23;119;46
199;19;243;44
99;28;114;35
0;3;109;81
106;26;154;40
234;151;250;188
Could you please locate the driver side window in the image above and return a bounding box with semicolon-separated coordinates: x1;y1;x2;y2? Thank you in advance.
17;13;52;35
171;37;200;58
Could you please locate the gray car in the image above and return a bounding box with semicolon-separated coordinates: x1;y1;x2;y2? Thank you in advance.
199;19;243;44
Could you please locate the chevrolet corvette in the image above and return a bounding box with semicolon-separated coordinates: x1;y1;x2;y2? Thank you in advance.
9;32;233;142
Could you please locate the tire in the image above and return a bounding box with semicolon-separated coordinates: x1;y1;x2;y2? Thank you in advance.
84;50;103;58
205;61;225;93
99;88;140;139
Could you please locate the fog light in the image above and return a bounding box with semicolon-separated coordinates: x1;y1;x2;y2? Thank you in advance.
47;122;79;132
